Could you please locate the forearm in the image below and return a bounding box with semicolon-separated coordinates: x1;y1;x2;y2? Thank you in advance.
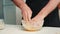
12;0;25;8
35;0;60;19
12;0;31;12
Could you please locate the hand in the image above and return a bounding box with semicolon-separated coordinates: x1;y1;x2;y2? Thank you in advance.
30;18;44;28
27;8;32;20
21;4;32;21
22;9;32;21
28;15;44;28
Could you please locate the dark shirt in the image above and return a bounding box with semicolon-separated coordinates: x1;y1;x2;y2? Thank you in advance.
26;0;60;27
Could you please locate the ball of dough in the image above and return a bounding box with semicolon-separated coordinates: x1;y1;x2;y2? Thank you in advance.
22;20;44;31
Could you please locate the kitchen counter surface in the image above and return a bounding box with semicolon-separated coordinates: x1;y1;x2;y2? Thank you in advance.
0;24;60;34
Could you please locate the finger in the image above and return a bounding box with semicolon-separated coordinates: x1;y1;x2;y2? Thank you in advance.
22;11;28;21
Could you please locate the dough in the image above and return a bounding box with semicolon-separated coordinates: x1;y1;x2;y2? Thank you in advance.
22;20;44;31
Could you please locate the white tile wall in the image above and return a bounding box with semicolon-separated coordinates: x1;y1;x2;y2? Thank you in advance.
3;0;16;24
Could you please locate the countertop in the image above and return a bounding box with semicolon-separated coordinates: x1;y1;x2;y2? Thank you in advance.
0;24;60;34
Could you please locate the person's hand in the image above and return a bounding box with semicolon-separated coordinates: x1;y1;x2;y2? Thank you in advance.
22;10;32;21
26;8;32;20
21;5;32;21
28;15;44;29
30;17;44;28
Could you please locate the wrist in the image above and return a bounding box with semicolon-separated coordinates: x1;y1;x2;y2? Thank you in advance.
32;15;44;22
36;15;45;20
